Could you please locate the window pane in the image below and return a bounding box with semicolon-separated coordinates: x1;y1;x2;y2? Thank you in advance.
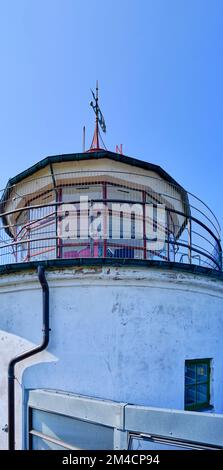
185;363;196;385
197;383;208;404
196;363;208;383
185;359;211;410
185;386;196;406
32;435;67;450
31;409;114;450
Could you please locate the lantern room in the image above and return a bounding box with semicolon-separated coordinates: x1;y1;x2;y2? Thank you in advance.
0;150;221;270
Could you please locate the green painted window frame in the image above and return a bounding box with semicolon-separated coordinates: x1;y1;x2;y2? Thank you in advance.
185;359;211;411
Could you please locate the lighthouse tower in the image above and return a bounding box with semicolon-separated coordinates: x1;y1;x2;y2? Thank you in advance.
0;87;223;450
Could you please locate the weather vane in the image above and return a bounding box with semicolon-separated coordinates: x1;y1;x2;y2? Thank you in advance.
90;81;106;134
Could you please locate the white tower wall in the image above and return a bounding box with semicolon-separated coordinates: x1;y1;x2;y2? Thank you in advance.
0;264;222;449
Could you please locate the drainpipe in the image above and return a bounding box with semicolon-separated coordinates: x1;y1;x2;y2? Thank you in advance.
8;266;50;450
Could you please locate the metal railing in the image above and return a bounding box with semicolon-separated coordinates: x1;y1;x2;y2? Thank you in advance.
0;171;221;271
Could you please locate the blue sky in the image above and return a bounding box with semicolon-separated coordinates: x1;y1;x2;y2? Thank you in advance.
0;0;223;227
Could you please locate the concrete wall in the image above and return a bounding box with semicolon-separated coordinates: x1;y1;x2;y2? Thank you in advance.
0;265;223;449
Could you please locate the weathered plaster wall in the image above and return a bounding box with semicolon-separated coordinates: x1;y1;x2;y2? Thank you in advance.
0;265;222;449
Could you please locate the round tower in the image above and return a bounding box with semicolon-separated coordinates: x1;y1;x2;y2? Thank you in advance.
0;101;222;450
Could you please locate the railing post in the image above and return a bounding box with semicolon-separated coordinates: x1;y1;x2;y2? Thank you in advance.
57;188;62;259
103;182;107;258
167;211;170;262
219;246;222;271
27;226;30;262
188;218;192;264
142;191;147;260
